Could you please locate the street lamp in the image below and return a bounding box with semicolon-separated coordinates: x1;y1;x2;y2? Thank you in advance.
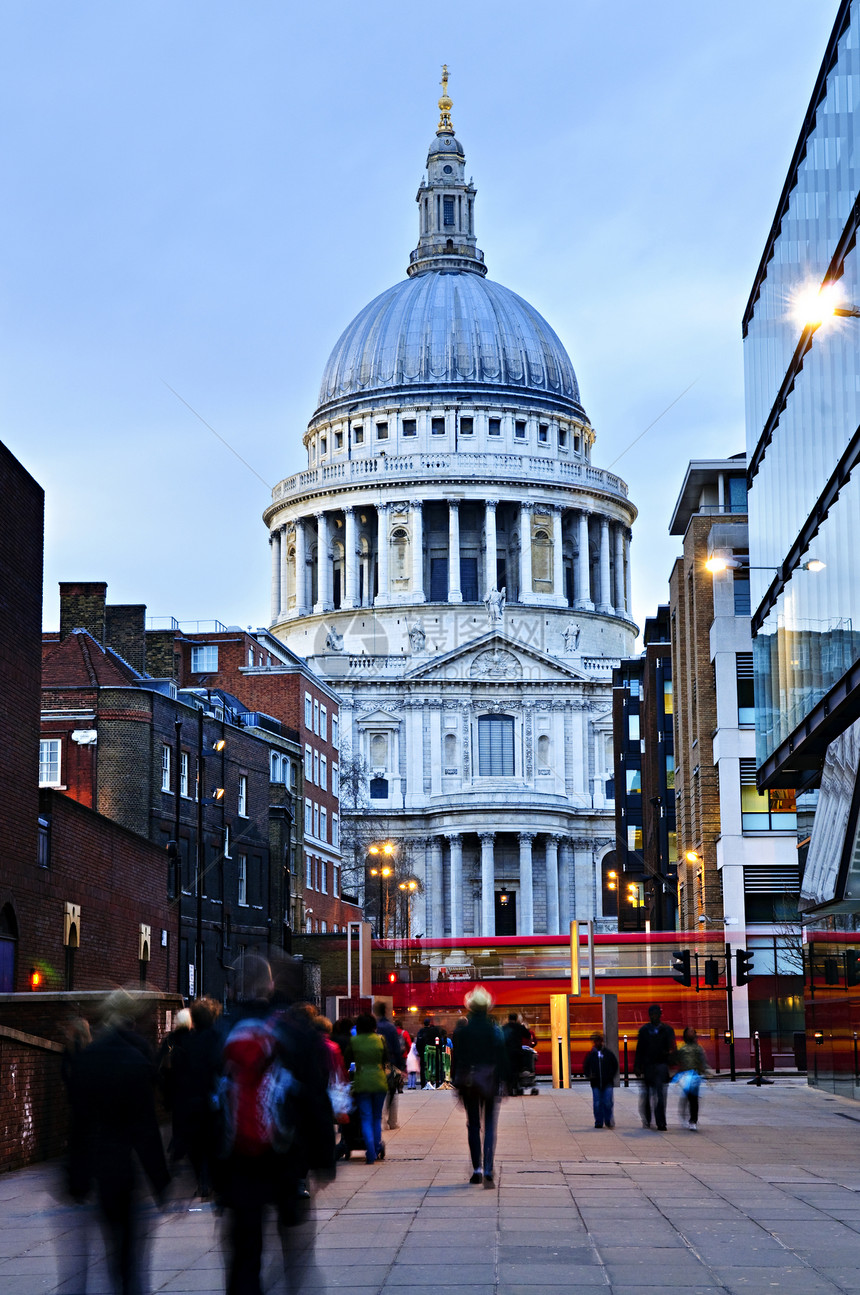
369;859;394;937
398;879;418;939
792;280;860;328
704;553;825;575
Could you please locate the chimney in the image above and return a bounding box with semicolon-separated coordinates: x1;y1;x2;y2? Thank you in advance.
105;604;147;674
59;582;107;643
146;629;180;682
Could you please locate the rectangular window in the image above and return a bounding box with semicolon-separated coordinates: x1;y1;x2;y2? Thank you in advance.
319;706;327;741
376;421;388;440
740;759;797;832
37;816;50;868
161;744;171;792
238;855;248;906
402;418;417;437
626;767;642;794
515;420;527;440
733;574;751;616
305;744;313;780
191;645;218;673
238;773;248;817
39;738;61;786
313;749;320;784
332;814;339;849
432;416;445;436
663;680;673;715
224;825;231;859
306;852;313;888
313;803;319;838
460;416;473;436
461;557;479;602
728;476;747;514
320;807;327;842
736;652;755;725
313;699;319;733
320;436;327;455
247;647;255;667
628;714;640;742
290;762;298;791
180;752;189;798
558;427;568;448
333;864;339;897
665;754;675;790
321;859;328;893
305;693;313;728
353;424;364;444
320;755;327;791
488;418;501;437
443;196;455;225
332;764;339;796
304;799;312;833
332;715;339;749
334;430;343;449
538;423;549;443
627;826;643;852
477;715;515;776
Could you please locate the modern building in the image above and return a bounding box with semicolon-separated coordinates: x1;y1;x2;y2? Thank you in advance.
744;0;860;923
262;76;638;937
612;605;677;932
669;457;805;1053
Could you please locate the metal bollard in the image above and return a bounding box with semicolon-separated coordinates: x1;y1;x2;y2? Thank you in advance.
623;1034;629;1088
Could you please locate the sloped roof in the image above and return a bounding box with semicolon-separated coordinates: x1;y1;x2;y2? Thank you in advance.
42;629;142;689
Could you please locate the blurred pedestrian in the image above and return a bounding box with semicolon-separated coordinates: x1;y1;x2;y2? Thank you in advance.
634;1004;676;1131
674;1026;710;1130
406;1039;420;1089
374;1000;404;1129
451;987;508;1187
156;1006;192;1167
172;997;221;1198
583;1031;619;1128
350;1012;389;1164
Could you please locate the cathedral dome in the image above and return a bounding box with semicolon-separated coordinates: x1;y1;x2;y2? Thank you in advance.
316;269;584;417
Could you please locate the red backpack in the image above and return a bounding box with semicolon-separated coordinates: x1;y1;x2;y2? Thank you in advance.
218;1017;296;1156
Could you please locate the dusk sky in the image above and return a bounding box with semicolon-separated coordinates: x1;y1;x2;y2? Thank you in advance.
0;1;839;639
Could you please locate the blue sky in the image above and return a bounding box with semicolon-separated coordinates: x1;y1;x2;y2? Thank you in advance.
0;1;839;637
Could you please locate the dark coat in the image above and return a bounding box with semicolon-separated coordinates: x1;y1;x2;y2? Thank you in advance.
451;1011;508;1089
583;1045;619;1089
375;1015;403;1069
633;1021;676;1077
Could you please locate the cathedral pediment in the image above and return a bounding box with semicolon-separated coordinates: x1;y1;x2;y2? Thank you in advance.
405;631;593;683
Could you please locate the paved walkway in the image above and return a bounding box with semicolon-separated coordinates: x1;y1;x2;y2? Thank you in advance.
2;1078;860;1294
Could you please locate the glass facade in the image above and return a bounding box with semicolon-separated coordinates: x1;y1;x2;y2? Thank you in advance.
746;4;860;769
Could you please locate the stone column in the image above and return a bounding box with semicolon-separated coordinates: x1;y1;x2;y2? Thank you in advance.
575;511;593;610
480;832;495;937
485;498;498;598
625;530;633;618
430;836;444;935
314;512;332;614
376;503;390;603
614;523;626;614
270;529;281;622
448;833;463;936
519;503;532;603
343;506;358;610
519;832;535;936
294;518;309;617
280;526;290;620
559;839;572;926
552;505;564;603
545;835;560;934
448;502;462;603
411;499;425;603
598;517;612;614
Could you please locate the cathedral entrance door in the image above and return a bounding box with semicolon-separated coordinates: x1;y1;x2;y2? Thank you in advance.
495;890;517;936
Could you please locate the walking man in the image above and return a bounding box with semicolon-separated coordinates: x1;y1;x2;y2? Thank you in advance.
633;1003;676;1131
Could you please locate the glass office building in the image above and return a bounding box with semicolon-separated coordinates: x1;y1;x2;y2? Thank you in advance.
746;0;860;803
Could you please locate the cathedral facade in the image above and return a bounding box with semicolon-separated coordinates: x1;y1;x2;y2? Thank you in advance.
264;76;637;937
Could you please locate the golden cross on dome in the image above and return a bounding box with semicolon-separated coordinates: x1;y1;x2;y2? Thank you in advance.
437;63;454;133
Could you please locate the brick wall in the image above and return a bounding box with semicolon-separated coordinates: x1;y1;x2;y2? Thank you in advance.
58;581;107;643
105;604;147;673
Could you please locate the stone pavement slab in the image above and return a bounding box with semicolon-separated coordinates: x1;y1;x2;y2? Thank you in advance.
2;1079;860;1292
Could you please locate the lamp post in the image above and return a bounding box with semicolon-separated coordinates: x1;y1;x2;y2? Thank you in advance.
399;879;418;940
368;840;396;937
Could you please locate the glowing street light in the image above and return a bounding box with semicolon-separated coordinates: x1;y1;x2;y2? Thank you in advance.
792;280;860;329
705;553;825;576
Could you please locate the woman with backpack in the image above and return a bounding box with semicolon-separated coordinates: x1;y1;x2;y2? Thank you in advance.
350;1012;389;1164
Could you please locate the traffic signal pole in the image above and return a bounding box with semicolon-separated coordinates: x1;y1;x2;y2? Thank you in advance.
725;940;736;1082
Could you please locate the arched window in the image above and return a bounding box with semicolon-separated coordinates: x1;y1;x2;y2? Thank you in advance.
270;752;280;782
391;528;409;582
370;733;388;769
532;528;552;583
477;715;515;777
370;776;389;800
444;732;458;768
537;734;551;770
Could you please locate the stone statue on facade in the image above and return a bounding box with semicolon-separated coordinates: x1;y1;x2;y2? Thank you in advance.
325;626;344;652
408;623;426;652
562;622;580;654
485;586;506;624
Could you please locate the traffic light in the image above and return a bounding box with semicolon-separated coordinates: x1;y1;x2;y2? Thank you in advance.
29;967;42;991
735;948;755;986
703;958;720;988
671;949;691;987
824;957;840;986
846;950;860;987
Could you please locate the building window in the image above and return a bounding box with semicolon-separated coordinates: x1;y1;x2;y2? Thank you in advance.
626;767;642;794
628;713;640;742
305;693;313;728
663;680;673;715
161;744;171;792
432;416;445;436
334;430;343;450
320;860;327;894
443;196;455;225
728;476;747;514
333;864;339;897
224;825;231;859
403;419;417;437
306;853;313;888
290;762;298;791
304;799;312;834
488;418;501;437
736;653;755;725
305;745;313;780
39;739;61;787
733;574;751;616
332;763;339;796
313;750;320;784
515;420;526;440
238;774;248;818
37;816;50;868
319;706;327;741
320;755;327;791
740;759;797;832
332;715;339;749
665;754;675;789
538;423;549;443
376;422;389;441
477;715;515;777
353;424;364;444
320;436;327;456
247;647;255;667
320;807;327;842
238;855;248;906
313;803;319;838
190;645;218;673
313;699;319;733
332;814;339;850
180;751;189;798
270;752;280;782
558;427;568;448
370;776;389;799
460;416;473;436
627;826;643;852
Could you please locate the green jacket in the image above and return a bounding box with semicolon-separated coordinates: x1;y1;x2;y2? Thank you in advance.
675;1042;708;1075
350;1031;388;1094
